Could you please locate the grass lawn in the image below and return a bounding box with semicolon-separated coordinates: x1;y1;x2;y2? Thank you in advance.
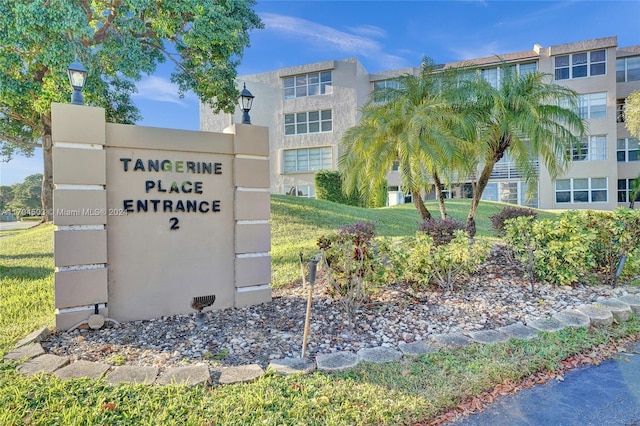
1;197;638;425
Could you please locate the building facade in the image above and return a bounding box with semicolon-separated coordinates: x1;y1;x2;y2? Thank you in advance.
200;36;640;210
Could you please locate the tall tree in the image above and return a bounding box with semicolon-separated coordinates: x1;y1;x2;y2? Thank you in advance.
6;174;42;217
449;66;585;236
339;60;462;220
1;0;262;221
624;91;640;138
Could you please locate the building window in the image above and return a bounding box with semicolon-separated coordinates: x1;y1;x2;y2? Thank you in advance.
481;67;500;88
618;179;640;203
617;138;639;162
555;177;608;203
569;135;606;161
283;71;332;99
283;147;332;173
285;185;315;198
373;78;401;90
617;98;626;123
578;92;606;119
616;56;640;82
554;50;606;80
284;110;332;135
517;62;538;76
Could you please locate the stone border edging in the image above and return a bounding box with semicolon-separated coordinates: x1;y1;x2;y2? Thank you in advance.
4;295;640;386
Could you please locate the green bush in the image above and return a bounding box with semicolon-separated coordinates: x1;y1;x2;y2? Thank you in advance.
314;170;362;206
380;231;491;291
314;170;387;208
504;214;596;288
571;209;640;286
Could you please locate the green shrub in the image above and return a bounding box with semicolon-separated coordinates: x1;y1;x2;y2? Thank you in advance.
380;231;491;291
317;222;383;328
572;209;640;286
314;170;361;206
314;170;386;208
489;206;537;236
504;214;596;288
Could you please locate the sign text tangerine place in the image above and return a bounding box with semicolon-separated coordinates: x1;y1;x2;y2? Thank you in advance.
119;158;223;229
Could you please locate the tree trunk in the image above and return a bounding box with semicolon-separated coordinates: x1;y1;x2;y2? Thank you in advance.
466;161;495;237
41;114;53;223
432;172;447;219
412;191;431;220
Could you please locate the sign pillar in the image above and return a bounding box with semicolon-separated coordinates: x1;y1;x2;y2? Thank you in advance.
51;103;272;330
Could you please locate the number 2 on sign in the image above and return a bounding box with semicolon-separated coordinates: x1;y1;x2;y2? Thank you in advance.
169;217;180;230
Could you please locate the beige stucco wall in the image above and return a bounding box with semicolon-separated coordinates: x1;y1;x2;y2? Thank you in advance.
52;103;271;329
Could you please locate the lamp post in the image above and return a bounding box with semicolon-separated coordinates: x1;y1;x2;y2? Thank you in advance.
238;83;254;124
67;60;88;105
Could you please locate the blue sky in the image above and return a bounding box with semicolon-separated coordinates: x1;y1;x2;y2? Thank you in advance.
2;0;639;186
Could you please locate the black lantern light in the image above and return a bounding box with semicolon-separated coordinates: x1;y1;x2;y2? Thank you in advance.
238;83;255;124
67;60;88;105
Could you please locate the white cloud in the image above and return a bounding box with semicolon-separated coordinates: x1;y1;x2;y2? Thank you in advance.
346;24;387;39
133;75;197;106
260;12;408;70
449;41;503;61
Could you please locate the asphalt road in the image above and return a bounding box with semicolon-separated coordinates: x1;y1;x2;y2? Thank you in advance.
0;221;41;232
453;342;640;425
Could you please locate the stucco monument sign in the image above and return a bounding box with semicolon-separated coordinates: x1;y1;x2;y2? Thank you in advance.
51;103;271;330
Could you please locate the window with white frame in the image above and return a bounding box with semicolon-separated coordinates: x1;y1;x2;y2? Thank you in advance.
578;92;606;119
618;179;640;203
555;177;608;203
283;147;332;173
373;78;401;90
569;135;606;161
284;110;332;135
617;138;639;162
616;56;640;82
283;71;332;99
284;185;315;198
554;50;606;80
481;67;501;88
507;62;538;77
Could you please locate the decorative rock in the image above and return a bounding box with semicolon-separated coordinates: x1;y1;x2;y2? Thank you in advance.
431;333;472;347
595;298;632;322
553;309;591;328
88;314;106;330
527;317;566;333
14;328;50;348
268;358;316;375
156;365;211;386
467;330;509;345
4;343;45;362
398;340;440;356
217;364;264;385
576;305;613;328
498;323;538;340
105;366;158;385
316;351;360;372
357;347;402;363
54;360;110;380
18;354;69;376
616;295;640;315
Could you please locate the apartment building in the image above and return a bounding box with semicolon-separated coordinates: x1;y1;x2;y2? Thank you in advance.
200;36;640;210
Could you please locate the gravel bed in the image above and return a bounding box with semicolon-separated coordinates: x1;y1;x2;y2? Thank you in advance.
42;245;638;371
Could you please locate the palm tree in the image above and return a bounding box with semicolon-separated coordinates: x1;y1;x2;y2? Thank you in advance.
449;65;585;236
339;59;462;220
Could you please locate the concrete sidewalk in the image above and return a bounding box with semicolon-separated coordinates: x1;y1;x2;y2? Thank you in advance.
453;342;640;425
